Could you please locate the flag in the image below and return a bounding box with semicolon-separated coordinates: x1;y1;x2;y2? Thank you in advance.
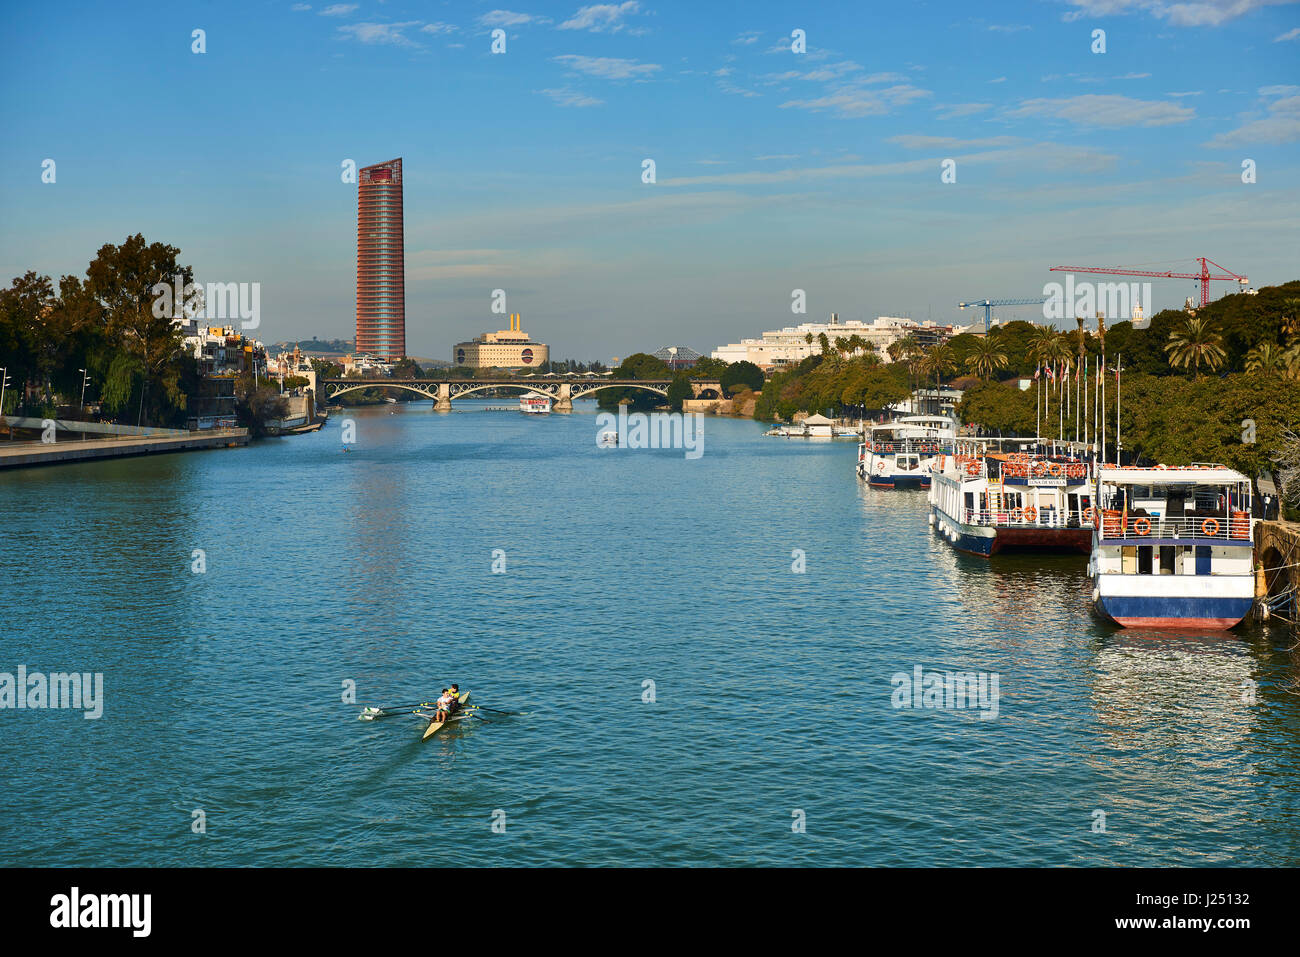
1046;364;1055;381
1034;365;1040;380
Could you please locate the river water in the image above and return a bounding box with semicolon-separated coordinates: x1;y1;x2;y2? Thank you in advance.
2;400;1298;866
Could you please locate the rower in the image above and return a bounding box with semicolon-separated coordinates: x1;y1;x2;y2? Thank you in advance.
433;687;455;723
446;684;462;715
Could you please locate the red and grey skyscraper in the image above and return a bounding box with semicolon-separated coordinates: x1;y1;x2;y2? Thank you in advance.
355;158;405;360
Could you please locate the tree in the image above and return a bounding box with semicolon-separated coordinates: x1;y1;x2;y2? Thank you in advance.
1165;316;1226;380
666;372;693;412
83;234;196;425
720;360;764;396
1245;341;1286;374
964;334;1009;382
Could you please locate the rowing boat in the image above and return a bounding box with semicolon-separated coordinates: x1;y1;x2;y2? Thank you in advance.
420;691;470;741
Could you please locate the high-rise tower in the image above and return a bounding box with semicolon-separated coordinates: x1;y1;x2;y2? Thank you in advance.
355;158;405;360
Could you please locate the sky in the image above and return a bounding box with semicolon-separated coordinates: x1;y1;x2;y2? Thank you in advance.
2;0;1298;362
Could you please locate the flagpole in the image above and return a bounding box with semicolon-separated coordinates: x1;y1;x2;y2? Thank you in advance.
1116;353;1122;466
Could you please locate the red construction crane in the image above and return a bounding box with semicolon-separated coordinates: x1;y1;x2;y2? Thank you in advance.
1048;258;1248;307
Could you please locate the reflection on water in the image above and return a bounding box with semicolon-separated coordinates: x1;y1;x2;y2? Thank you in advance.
2;402;1299;866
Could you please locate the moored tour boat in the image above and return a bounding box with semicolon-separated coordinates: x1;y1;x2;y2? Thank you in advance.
1089;465;1255;629
929;444;1094;556
856;415;956;489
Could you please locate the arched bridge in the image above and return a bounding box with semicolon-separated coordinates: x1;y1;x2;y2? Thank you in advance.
319;377;725;412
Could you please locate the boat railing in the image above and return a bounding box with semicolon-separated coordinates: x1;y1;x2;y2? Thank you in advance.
964;507;1089;529
865;439;953;455
1096;512;1252;542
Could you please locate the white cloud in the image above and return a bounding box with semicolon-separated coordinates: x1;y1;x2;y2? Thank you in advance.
319;3;358;16
1005;94;1195;127
479;10;551;28
935;102;993;119
291;3;311;11
887;134;1020;150
1205;90;1300;147
538;87;604;107
1275;27;1300;40
989;76;1007;84
338;22;423;46
1062;0;1291;28
733;31;761;45
552;54;660;80
559;2;641;33
421;22;457;35
656;143;1118;187
781;83;932;118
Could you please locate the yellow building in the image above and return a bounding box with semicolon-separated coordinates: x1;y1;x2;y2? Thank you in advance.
453;314;550;369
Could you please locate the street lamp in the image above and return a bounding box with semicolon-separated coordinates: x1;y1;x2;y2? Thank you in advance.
0;366;10;440
79;369;91;441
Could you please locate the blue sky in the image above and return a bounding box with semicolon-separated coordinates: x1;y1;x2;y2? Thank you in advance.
2;0;1298;361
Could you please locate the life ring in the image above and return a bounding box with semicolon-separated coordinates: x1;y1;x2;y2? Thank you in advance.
1032;461;1048;477
1133;517;1151;536
965;462;980;476
1023;506;1038;523
1202;518;1220;537
1082;506;1095;523
1066;463;1085;479
1048;463;1063;477
1010;507;1023;522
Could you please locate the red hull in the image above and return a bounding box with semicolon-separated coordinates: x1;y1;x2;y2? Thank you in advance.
989;527;1091;555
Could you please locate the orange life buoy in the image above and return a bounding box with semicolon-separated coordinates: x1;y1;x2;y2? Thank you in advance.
965;462;980;476
1010;507;1023;522
1202;518;1220;537
1068;463;1085;479
1032;461;1048;477
1133;517;1151;536
1082;506;1095;523
1023;506;1038;523
1048;462;1062;477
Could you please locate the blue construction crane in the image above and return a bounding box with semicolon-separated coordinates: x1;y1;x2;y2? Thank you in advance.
957;297;1048;334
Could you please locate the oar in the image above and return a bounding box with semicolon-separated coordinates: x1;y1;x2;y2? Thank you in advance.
472;706;528;716
360;703;436;719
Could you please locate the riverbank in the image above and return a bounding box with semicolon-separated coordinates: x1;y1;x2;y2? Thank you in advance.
0;428;249;470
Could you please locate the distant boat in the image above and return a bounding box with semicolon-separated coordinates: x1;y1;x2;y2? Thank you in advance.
519;392;552;414
383;397;397;404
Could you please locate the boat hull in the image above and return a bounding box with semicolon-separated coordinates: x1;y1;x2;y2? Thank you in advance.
932;506;1091;557
1092;576;1254;630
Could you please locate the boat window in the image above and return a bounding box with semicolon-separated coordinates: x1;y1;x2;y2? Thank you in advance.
1159;545;1176;575
1137;545;1153;575
1122;546;1137;574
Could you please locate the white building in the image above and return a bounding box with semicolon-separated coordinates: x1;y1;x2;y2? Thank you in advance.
712;314;963;370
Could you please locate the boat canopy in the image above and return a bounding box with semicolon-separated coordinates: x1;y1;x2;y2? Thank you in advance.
1096;466;1248;486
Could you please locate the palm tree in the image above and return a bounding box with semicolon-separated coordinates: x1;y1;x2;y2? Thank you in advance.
1282;298;1300;340
1245;341;1285;374
1026;325;1057;374
964;334;1009;382
1164;316;1226;380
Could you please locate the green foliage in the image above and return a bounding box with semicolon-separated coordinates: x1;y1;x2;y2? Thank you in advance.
720;360;764;396
753;355;907;421
666;372;693;412
597;352;670;410
956;380;1036;435
234;375;290;438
